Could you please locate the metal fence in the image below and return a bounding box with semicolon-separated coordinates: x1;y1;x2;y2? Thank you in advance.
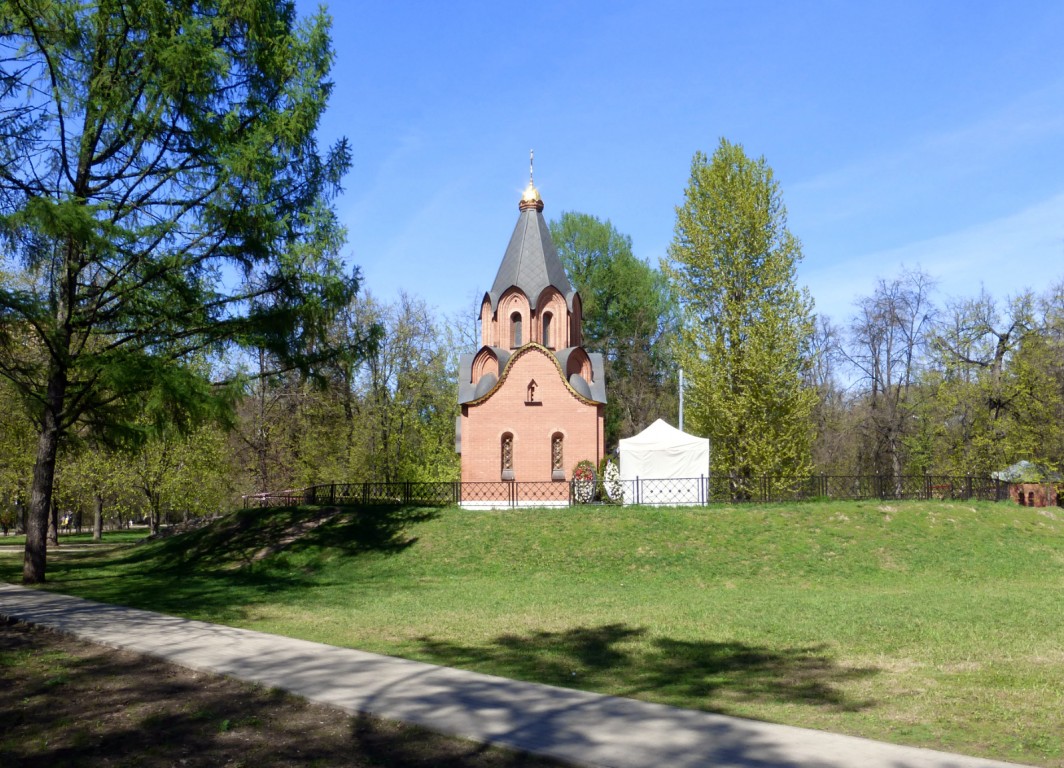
243;474;1011;509
634;474;1008;504
241;490;305;508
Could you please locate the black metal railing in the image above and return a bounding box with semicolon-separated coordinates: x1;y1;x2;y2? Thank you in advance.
243;474;1011;509
241;490;304;508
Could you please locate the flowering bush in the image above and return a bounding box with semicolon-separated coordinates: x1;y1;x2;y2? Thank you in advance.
572;459;597;503
603;460;624;504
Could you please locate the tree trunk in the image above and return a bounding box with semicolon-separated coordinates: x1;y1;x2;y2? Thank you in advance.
48;498;59;546
24;220;73;582
24;382;65;583
93;493;104;541
256;348;270;494
341;367;356;470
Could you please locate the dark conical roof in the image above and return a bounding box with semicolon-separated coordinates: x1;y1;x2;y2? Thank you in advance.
488;203;575;312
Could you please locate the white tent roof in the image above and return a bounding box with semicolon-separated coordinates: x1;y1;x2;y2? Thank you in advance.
618;419;709;480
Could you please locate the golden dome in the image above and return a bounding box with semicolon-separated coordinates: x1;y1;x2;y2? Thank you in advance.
520;181;541;203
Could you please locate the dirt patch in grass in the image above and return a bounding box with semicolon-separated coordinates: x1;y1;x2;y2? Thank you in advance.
0;618;566;768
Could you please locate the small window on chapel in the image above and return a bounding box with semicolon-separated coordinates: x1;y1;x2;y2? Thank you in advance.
510;312;522;348
542;312;553;348
501;433;514;481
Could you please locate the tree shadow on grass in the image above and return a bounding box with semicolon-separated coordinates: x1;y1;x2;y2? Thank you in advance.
1;620;566;768
419;623;877;715
130;504;439;569
35;505;438;623
294;504;439;558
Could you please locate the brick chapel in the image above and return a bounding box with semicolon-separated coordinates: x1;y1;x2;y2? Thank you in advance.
457;169;606;490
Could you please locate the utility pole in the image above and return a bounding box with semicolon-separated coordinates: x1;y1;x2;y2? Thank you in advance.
679;369;684;432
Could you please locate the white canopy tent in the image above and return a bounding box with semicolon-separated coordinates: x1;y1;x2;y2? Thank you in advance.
618;419;710;505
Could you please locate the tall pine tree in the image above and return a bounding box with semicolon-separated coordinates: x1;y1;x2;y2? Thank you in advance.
0;1;358;582
664;139;816;495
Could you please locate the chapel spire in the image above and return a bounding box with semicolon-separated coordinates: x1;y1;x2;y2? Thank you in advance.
487;155;573;312
519;149;543;212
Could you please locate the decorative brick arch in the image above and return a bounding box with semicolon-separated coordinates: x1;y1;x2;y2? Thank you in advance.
565;347;593;382
570;293;583;347
499;290;529;350
471;348;499;386
534;286;568;348
480;294;495;347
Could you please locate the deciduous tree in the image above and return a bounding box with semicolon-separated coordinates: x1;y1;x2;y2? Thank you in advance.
351;293;458;483
664;139;816;494
844;269;936;480
549;212;677;449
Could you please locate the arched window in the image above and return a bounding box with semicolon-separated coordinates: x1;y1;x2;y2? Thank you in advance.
542;312;553;348
501;433;514;481
510;312;522;348
551;433;564;481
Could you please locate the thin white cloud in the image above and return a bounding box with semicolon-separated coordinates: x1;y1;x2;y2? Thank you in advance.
805;191;1064;323
791;76;1064;230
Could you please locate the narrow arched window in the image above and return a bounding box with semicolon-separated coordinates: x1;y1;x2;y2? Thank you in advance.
551;433;564;481
501;433;514;481
510;312;522;348
542;312;553;348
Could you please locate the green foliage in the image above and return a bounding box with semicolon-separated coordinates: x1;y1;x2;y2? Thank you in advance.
0;0;358;581
127;423;234;533
898;285;1064;478
350;294;458;483
0;376;34;507
550;212;678;449
812;269;1064;481
55;444;136;527
845;270;937;478
664;139;816;491
231;292;456;491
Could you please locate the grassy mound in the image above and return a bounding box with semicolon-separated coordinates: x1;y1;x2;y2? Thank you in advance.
4;500;1063;766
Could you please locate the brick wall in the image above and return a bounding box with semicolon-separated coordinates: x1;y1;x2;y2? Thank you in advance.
461;346;603;483
1009;482;1059;507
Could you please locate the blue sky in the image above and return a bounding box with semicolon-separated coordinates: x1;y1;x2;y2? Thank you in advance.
297;0;1064;326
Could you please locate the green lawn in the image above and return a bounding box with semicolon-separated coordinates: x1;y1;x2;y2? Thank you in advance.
0;530;147;548
3;500;1063;766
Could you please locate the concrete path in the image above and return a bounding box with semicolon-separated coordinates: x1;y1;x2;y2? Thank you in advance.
0;583;1033;768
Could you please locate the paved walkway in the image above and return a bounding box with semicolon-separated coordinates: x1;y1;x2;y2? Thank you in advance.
0;583;1032;768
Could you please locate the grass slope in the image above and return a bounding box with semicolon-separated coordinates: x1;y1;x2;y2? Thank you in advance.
3;500;1062;766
